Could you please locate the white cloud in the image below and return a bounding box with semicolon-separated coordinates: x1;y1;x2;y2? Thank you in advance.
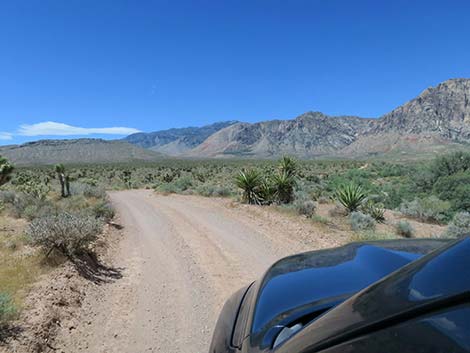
0;132;13;140
18;121;141;137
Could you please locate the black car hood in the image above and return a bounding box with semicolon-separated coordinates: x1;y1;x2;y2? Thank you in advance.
276;237;470;353
249;239;448;349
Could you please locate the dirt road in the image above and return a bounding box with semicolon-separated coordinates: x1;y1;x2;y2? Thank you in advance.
58;190;335;353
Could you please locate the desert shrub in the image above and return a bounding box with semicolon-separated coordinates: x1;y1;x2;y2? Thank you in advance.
395;220;414;238
59;195;90;213
91;201;115;222
0;292;17;323
433;172;470;212
27;213;103;257
235;169;262;205
381;183;413;209
350;231;396;242
195;184;232;197
445;212;470;238
16;179;50;200
157;175;194;194
350;211;376;231
311;214;329;224
361;200;385;222
71;183;106;199
335;183;366;213
8;193;55;220
430;152;470;181
0;190;16;204
293;199;317;218
399;196;451;224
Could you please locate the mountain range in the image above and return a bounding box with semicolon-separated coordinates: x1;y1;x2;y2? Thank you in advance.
2;78;469;165
127;78;470;159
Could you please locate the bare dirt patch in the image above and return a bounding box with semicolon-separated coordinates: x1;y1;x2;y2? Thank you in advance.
0;223;122;353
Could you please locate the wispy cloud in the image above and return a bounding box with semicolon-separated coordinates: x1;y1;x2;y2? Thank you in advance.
18;121;141;137
0;132;13;140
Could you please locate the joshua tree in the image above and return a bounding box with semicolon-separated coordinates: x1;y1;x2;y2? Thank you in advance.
0;156;14;187
55;164;70;197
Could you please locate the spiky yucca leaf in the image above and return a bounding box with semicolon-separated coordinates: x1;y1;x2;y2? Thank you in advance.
279;156;297;177
362;200;386;222
272;171;296;204
335;183;366;212
235;169;262;205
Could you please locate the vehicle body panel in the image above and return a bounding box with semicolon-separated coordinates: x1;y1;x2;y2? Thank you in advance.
209;239;450;353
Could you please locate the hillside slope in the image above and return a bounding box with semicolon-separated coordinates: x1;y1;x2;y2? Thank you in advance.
124;121;238;156
187;78;470;158
0;139;162;165
188;112;372;158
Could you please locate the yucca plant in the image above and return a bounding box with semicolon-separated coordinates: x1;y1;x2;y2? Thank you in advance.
279;156;297;177
258;178;276;205
235;169;262;205
362;199;386;222
0;156;14;187
272;171;296;204
335;183;366;212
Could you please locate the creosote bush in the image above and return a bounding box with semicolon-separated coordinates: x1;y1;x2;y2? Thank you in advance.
293;199;317;218
27;213;103;257
395;220;414;238
445;212;470;238
91;201;116;222
399;196;451;224
350;211;376;231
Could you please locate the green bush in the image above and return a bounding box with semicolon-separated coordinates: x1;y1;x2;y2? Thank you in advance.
445;212;470;238
196;184;232;197
430;152;470;181
395;220;414;238
0;190;16;204
399;196;451;223
9;193;56;220
157;175;194;194
350;211;376;231
351;230;395;242
72;183;107;199
0;292;17;323
433;172;470;212
91;201;115;222
335;183;366;212
27;213;103;257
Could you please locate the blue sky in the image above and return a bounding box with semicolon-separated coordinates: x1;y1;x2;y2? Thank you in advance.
1;0;470;145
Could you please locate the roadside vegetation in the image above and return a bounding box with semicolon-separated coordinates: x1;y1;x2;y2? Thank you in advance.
2;151;470;325
0;157;114;326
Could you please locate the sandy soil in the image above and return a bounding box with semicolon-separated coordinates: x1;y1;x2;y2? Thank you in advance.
53;190;342;353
